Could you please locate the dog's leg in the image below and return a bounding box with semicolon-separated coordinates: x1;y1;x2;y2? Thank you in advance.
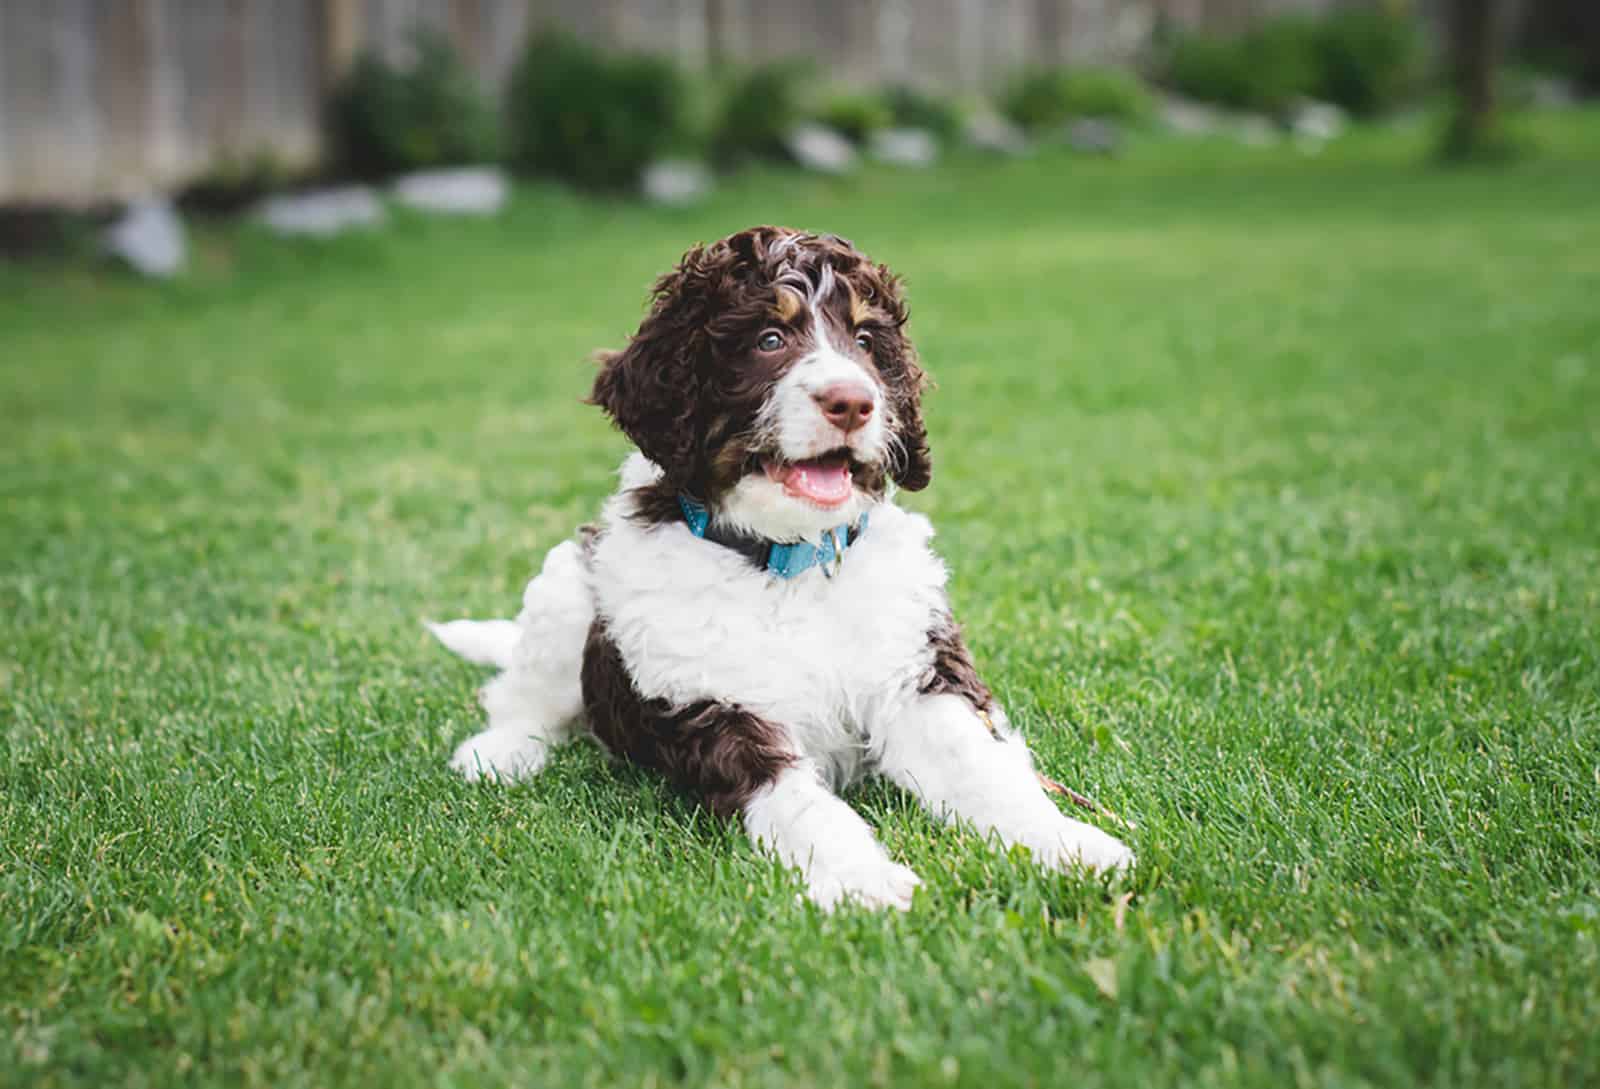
875;693;1135;874
744;763;922;912
581;617;920;912
448;540;593;783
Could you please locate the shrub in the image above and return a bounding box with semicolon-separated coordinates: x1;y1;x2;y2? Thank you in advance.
1311;7;1423;117
882;84;964;140
1246;17;1324;114
1165;10;1423;118
1166;19;1320;116
0;206;95;260
815;92;892;143
506;30;687;190
709;63;808;165
1163;33;1251;111
178;153;301;216
1000;67;1156;130
328;29;500;179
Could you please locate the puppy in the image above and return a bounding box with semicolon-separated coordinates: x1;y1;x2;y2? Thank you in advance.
431;226;1133;910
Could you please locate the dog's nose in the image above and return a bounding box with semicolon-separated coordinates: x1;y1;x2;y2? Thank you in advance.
813;382;875;433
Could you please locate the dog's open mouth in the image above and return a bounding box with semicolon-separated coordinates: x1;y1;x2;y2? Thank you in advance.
763;451;854;508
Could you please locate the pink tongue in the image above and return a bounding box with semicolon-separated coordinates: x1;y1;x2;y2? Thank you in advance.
780;460;853;505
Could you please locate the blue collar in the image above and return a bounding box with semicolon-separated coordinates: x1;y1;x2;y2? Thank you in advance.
678;495;867;579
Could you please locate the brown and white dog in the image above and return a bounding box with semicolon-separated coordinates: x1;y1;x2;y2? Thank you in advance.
430;226;1133;910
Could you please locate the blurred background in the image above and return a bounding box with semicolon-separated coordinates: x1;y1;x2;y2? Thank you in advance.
0;0;1593;239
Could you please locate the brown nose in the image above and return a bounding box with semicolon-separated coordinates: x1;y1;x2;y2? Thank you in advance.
813;382;875;433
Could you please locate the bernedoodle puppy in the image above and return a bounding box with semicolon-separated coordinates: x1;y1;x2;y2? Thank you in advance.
430;226;1134;910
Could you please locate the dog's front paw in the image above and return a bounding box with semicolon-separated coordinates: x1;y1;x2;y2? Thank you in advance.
1024;817;1136;876
449;729;549;784
804;853;922;913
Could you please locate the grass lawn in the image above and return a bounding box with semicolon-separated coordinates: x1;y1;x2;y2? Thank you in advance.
4;112;1599;1088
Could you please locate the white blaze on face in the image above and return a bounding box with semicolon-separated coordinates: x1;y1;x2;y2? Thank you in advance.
762;298;886;467
716;284;887;543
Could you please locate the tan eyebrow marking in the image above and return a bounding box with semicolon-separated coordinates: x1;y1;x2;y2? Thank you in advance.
846;281;874;326
775;285;804;322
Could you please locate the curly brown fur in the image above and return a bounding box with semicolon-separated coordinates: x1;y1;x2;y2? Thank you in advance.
581;618;797;817
918;615;994;716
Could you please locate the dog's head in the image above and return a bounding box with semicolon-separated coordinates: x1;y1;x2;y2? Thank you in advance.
589;226;931;540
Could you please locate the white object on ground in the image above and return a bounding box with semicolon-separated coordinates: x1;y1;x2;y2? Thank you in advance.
392;166;508;215
641;160;714;205
784;123;858;174
964;112;1028;155
869;127;938;167
104;198;185;278
256;186;386;237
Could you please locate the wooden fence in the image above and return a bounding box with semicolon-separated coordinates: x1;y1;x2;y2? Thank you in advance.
1;0;1352;206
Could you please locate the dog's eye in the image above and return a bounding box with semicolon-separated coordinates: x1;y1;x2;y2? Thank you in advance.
854;331;874;353
757;330;785;352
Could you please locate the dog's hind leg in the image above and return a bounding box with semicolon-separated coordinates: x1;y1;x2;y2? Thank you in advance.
437;539;594;783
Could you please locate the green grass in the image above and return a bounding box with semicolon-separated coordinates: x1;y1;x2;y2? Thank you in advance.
4;113;1600;1088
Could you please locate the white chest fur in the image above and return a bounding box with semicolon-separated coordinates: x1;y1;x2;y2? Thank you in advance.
590;475;950;787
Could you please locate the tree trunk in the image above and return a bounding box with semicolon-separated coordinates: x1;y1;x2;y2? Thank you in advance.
706;0;727;65
1442;0;1504;158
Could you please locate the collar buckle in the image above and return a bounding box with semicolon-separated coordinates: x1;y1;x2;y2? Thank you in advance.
821;528;845;579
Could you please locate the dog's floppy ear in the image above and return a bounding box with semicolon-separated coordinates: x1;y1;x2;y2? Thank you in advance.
589;247;716;486
888;352;933;492
589;334;702;485
867;266;932;492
